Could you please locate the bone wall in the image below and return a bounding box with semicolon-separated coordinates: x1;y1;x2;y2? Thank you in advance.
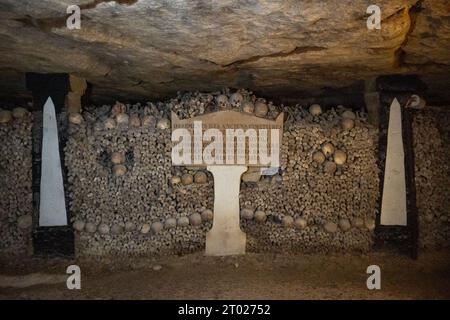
413;110;450;248
1;93;448;259
0;108;33;256
65;90;380;258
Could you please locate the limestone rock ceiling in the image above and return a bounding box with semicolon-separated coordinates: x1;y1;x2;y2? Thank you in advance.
0;0;449;104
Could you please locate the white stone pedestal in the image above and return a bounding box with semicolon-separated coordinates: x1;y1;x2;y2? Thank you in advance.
205;165;247;256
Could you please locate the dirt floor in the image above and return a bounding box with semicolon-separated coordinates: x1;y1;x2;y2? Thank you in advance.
0;249;449;300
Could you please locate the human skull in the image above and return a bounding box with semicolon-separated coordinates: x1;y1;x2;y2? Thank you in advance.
111;152;125;165
189;213;202;226
12;107;28;119
294;217;307;229
324;161;337;174
282;215;294;228
98;223;110;234
352;217;364;228
111;224;123;235
333;150;347;165
141;115;155;127
194;171;208;184
125;221;136;232
116;113;129;125
309;104;322;116
112;164;127;176
216;95;229;109
338;219;351;232
341;118;355;130
0;110;12;123
85;222;97;233
254;210;267;222
241;101;255;114
364;218;375;231
177;216;189;227
129;114;141;127
241;208;254;220
156;118;170;130
171;175;181;185
104;118;117;129
321;142;335;157
324;221;338;233
73;220;85;232
181;173;193;185
255;101;269;117
164;218;177;229
342;110;356;120
201;209;213;221
140;223;151;234
312;151;326;164
111;101;126;116
229;92;244;108
151;221;164;234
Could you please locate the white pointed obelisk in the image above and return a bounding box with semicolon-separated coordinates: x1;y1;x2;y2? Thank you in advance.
380;98;407;226
39;97;68;226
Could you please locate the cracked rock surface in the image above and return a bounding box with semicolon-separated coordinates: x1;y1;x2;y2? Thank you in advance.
0;0;449;102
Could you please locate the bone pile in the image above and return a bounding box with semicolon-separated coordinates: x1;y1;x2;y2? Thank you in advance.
240;104;380;253
65;101;214;258
413;110;450;248
0;108;33;256
170;88;279;120
64;89;380;257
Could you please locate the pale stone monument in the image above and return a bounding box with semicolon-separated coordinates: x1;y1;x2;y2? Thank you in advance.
39;97;68;226
205;165;247;255
380;98;407;226
172;110;283;255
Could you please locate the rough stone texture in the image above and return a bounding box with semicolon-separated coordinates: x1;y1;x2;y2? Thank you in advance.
0;0;449;103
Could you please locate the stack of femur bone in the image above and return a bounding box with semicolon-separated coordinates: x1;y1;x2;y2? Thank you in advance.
64;88;380;257
0;107;33;256
240;102;379;253
413;111;450;249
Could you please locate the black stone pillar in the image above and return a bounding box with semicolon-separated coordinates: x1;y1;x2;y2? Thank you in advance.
25;72;74;257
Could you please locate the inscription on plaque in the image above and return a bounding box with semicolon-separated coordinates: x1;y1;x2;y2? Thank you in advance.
171;110;283;167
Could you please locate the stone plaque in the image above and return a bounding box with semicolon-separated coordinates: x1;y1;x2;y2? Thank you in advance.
171;110;283;167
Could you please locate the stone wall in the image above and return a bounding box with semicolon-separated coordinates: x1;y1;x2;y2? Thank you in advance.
413;110;450;248
0;108;33;256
